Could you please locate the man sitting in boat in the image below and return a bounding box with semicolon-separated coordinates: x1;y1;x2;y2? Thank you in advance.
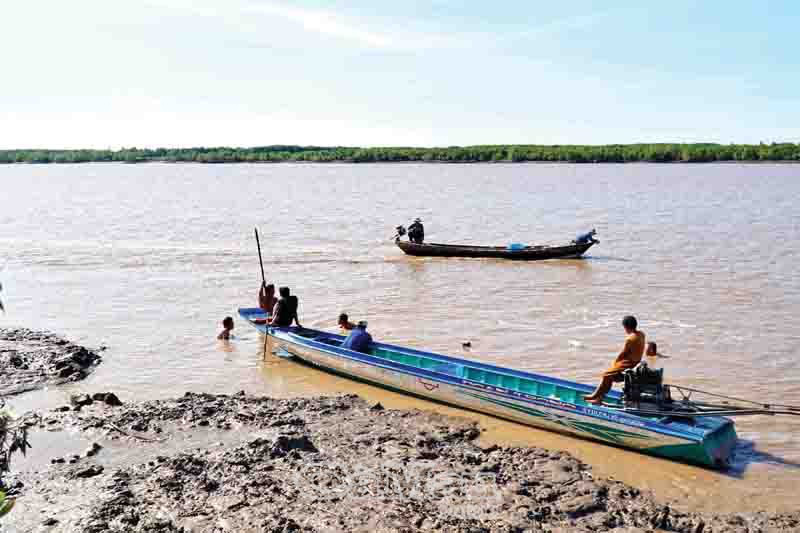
573;228;597;245
583;315;646;405
408;218;425;244
338;312;356;331
341;320;373;353
270;287;301;327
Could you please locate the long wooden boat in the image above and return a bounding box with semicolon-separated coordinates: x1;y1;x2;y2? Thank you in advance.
395;240;597;260
239;307;736;467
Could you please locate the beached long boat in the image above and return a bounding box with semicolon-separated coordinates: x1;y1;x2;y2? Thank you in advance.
239;307;737;467
395;240;597;260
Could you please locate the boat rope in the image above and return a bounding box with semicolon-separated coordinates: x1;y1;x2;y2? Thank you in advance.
668;384;800;412
620;407;800;418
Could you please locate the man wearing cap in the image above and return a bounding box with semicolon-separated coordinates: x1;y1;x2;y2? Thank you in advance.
341;320;373;354
408;218;425;244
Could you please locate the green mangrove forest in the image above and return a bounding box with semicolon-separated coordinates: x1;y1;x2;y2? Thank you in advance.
1;143;799;164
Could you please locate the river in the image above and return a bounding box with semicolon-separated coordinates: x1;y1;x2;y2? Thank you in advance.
1;162;798;514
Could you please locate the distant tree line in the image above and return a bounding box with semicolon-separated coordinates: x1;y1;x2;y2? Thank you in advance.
1;143;799;164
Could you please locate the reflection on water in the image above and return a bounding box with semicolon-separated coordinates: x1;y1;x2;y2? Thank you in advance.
1;162;799;513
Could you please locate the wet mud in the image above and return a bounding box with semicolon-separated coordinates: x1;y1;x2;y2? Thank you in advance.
0;328;102;396
6;393;799;532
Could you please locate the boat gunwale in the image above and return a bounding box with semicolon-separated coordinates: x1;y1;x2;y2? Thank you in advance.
275;327;719;442
230;308;613;399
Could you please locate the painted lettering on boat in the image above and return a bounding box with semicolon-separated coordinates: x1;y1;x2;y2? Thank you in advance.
584;407;646;428
418;378;439;391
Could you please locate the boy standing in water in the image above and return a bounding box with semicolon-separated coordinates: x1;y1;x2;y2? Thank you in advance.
217;316;235;340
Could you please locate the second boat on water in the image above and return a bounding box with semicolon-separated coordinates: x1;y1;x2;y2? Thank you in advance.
396;240;597;260
394;225;599;260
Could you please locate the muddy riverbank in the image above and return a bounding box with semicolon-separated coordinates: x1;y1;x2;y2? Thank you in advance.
0;328;102;396
5;392;798;532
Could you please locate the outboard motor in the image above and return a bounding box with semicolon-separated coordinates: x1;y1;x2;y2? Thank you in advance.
622;362;671;409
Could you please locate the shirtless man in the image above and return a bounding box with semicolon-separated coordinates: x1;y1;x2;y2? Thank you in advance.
259;283;277;314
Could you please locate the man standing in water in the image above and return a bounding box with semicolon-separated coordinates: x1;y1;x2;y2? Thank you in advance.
270;287;301;327
258;282;277;314
583;315;645;405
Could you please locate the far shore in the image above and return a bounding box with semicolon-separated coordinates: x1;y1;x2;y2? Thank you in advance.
3;159;800;165
3;142;798;165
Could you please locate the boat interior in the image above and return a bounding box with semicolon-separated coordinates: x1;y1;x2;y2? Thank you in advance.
286;328;738;435
287;327;624;409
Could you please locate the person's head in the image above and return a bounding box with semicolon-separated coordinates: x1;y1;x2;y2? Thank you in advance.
279;286;290;299
357;320;368;330
338;313;349;325
646;342;658;357
222;316;234;330
622;315;637;333
265;283;275;294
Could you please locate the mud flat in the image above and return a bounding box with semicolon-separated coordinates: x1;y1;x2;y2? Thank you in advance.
0;328;103;396
4;393;799;532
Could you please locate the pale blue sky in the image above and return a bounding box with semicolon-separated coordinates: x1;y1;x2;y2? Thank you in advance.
2;1;798;148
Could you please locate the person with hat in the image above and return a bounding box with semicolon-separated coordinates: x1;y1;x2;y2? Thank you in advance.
341;320;373;354
408;218;425;244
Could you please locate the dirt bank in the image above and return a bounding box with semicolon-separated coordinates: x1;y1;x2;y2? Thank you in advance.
0;328;102;396
6;393;799;532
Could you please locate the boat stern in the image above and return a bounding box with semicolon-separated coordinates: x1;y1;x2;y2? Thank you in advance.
702;420;738;468
643;417;737;468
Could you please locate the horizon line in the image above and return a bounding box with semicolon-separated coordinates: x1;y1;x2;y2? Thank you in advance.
2;141;799;152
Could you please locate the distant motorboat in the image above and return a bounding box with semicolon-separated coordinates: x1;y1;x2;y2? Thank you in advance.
395;239;597;260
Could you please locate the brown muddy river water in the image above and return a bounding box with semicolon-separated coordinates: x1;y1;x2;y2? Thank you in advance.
1;162;798;514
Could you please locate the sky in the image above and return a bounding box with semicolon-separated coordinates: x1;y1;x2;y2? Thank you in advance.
1;0;799;148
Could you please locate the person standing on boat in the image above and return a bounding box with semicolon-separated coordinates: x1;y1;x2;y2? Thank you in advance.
408;218;425;244
259;282;278;315
583;315;646;405
341;320;373;353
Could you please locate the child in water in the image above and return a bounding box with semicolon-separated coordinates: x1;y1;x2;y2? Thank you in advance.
646;342;667;358
217;316;234;340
